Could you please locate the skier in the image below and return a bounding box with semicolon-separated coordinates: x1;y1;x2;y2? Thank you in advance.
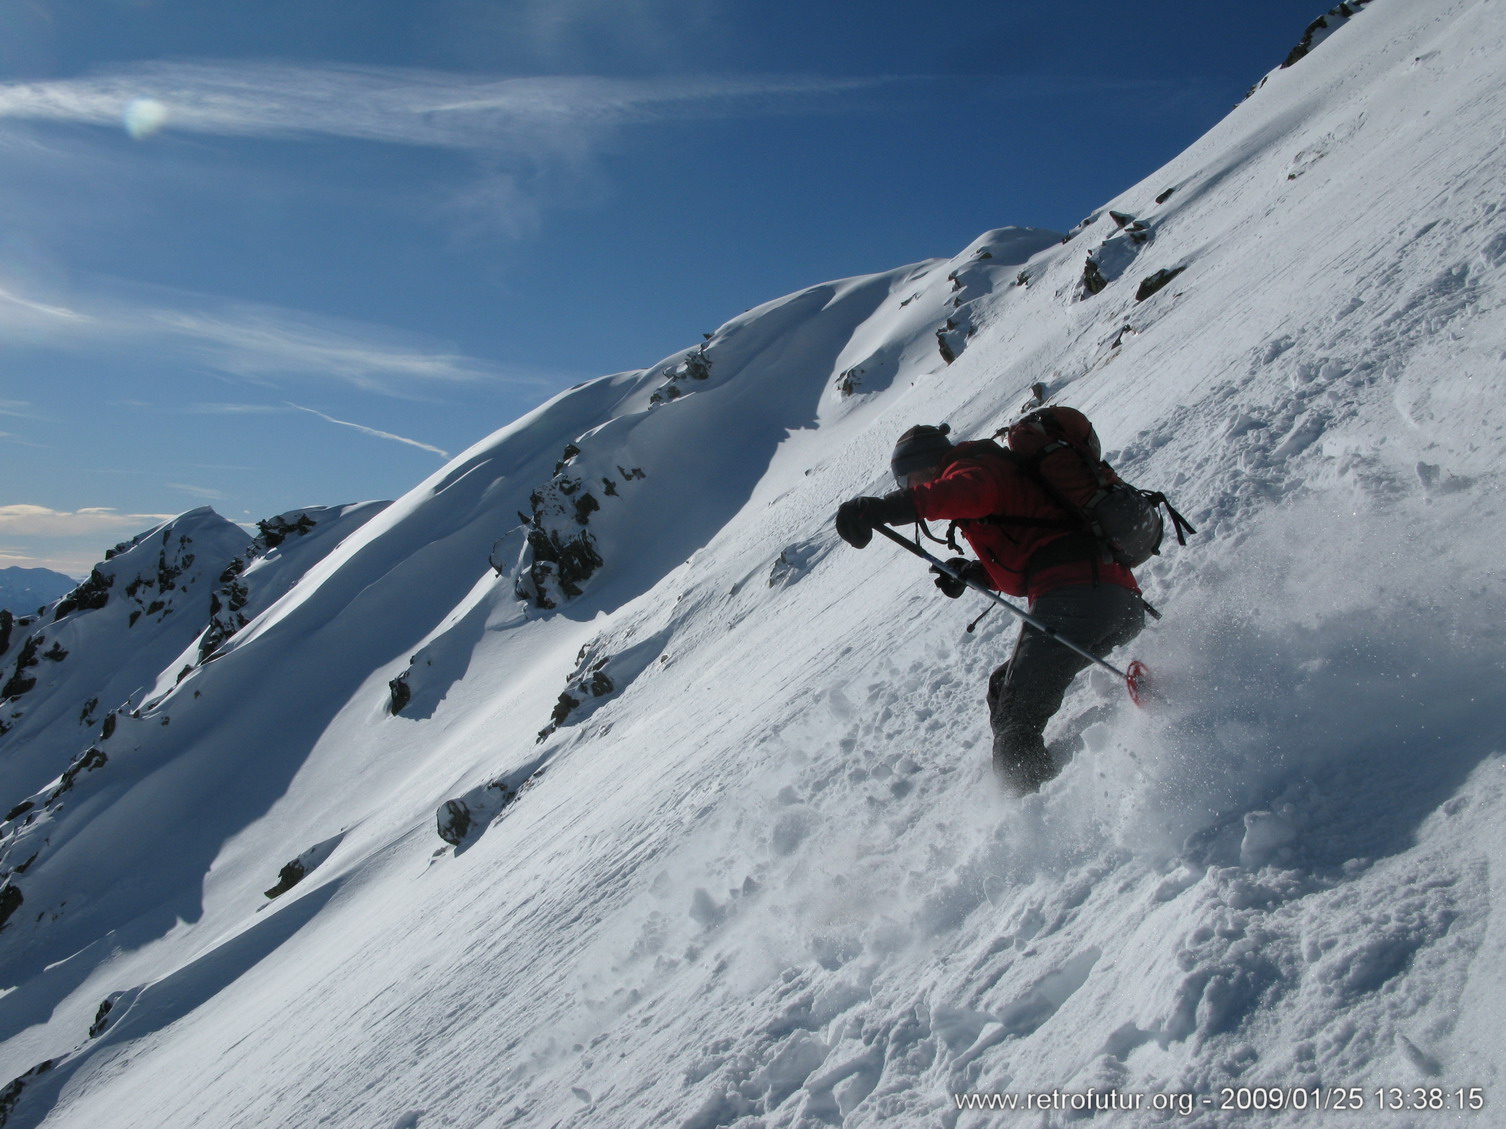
834;424;1145;793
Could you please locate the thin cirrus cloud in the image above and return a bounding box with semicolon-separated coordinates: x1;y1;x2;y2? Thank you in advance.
0;61;892;150
147;305;514;393
0;61;890;387
0;62;898;248
0;277;548;396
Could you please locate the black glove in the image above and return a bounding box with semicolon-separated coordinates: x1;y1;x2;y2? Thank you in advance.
931;557;982;598
835;490;918;548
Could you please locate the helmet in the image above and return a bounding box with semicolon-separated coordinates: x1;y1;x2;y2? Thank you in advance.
890;424;953;485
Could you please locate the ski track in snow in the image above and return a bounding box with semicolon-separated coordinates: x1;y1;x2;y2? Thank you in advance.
4;1;1506;1126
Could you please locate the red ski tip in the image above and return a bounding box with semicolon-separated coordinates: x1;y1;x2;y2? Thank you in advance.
1126;660;1152;707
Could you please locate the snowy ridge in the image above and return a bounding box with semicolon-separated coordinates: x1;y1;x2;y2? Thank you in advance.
0;509;249;796
3;1;1506;1125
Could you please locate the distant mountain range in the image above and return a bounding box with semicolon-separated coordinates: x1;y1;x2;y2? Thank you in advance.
0;567;77;616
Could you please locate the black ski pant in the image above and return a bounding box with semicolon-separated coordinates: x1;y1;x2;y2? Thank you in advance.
986;584;1145;793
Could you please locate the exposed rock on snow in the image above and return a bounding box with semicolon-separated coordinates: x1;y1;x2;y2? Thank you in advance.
0;1060;53;1126
649;343;713;404
1082;256;1108;296
50;570;112;622
1281;0;1375;69
1136;265;1187;302
537;630;671;742
435;771;546;848
263;836;343;900
1079;216;1156;299
87;993;127;1040
198;504;384;663
0;882;21;932
768;537;833;589
387;671;412;716
1244;0;1377;100
514;445;616;609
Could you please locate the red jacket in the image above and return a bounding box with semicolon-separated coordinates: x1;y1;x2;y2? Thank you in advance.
910;441;1138;601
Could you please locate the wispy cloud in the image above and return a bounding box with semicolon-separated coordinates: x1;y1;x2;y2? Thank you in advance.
0;503;178;538
166;483;231;501
0;272;544;395
187;403;287;415
0;285;91;324
0;61;889;149
0;403;46;448
0;432;47;450
0;58;899;371
150;305;508;391
285;403;450;459
0;58;897;254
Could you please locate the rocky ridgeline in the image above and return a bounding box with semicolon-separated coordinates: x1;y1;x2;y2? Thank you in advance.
0;514;239;725
1282;0;1375;68
197;511;322;663
0;505;375;940
0;511;245;937
1244;0;1376;100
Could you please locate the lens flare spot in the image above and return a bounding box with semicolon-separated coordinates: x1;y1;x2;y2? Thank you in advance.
123;98;169;139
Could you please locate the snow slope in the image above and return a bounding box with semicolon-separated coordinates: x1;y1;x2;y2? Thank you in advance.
3;1;1505;1125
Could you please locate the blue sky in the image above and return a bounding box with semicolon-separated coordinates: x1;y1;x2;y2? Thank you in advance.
2;0;1329;574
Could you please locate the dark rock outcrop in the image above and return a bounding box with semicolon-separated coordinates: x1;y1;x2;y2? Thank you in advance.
1136;266;1188;302
436;775;535;848
50;748;107;802
538;653;615;742
198;510;324;662
53;569;113;622
388;673;412;716
511;442;642;610
89;992;127;1039
0;1059;55;1128
1282;2;1374;68
264;858;308;899
255;512;317;551
1083;258;1109;296
263;837;343;899
1;636;43;701
650;344;713;404
0;882;22;932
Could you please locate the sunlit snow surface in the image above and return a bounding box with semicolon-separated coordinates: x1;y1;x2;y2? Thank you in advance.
3;2;1505;1126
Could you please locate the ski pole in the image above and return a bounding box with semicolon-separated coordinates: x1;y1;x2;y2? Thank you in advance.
872;524;1153;705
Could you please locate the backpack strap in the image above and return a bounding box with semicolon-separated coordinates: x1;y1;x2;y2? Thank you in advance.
1146;492;1198;546
943;521;964;554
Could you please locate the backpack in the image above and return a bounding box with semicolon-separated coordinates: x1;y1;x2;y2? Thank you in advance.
995;406;1195;568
